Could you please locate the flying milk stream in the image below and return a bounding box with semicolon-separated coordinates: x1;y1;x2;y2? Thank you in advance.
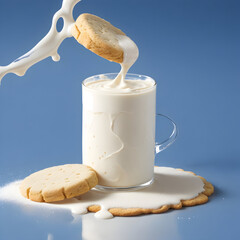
0;0;81;84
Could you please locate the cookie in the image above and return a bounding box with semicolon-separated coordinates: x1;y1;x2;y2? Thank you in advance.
20;164;98;202
71;13;126;63
87;169;214;217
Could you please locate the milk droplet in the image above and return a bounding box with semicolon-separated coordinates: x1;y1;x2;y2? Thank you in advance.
52;53;60;62
71;206;88;215
94;207;113;219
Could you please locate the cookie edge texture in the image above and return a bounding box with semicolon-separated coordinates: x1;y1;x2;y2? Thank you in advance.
87;169;214;216
20;164;98;203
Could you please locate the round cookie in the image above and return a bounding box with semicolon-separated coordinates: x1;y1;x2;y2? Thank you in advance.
87;169;214;217
20;164;98;203
71;13;126;63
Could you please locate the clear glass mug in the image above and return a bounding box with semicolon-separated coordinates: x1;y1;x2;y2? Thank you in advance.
82;73;177;190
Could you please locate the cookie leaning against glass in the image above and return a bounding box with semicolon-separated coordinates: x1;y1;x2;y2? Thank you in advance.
20;164;98;202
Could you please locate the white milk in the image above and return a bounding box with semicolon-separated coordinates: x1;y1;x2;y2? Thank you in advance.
0;0;82;83
82;76;156;187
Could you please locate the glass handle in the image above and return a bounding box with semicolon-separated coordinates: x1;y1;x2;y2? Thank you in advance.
155;113;178;154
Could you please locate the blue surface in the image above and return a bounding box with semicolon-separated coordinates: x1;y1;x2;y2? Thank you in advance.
0;0;240;239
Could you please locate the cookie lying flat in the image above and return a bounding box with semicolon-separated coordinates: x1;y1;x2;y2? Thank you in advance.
87;169;214;217
71;13;126;63
20;164;98;202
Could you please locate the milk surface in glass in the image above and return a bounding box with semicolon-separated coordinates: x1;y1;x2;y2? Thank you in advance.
82;74;156;187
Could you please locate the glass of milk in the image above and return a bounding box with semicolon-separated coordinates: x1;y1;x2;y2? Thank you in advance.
82;73;177;190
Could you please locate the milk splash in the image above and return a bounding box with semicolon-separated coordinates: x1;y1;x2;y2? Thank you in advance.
0;0;82;83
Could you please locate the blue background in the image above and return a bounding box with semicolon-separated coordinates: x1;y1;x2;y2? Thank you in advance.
0;0;240;239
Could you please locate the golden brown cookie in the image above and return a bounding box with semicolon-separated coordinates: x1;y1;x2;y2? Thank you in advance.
71;13;126;63
87;169;214;217
20;164;98;202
